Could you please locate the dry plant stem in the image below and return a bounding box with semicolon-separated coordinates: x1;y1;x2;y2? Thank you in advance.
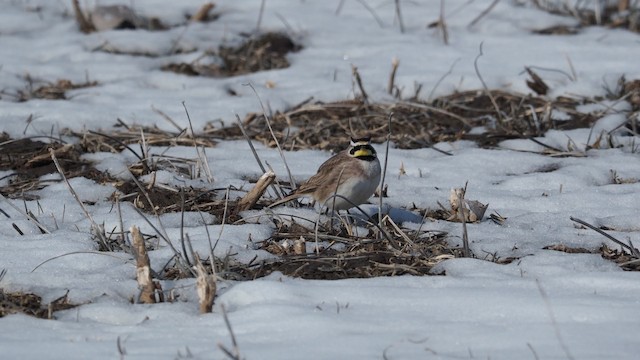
87;130;149;172
535;279;575;360
439;0;449;45
378;113;392;232
355;0;385;28
468;0;500;28
151;105;182;132
256;0;266;33
0;193;50;234
351;65;369;104
131;226;156;304
129;205;193;276
182;101;214;183
394;0;405;33
218;304;242;360
72;0;95;33
388;58;399;95
31;251;126;273
191;2;215;22
235;115;268;175
244;83;296;192
180;188;193;267
570;216;640;257
474;42;503;124
49;149;109;246
212;187;231;253
194;254;216;314
236;171;275;212
457;187;471;257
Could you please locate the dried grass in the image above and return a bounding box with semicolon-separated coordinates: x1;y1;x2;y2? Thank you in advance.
0;290;77;319
162;32;301;77
205;90;601;152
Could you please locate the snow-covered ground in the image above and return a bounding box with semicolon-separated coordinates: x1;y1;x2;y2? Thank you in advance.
1;0;639;359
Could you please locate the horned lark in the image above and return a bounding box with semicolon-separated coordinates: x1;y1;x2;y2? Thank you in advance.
270;137;381;211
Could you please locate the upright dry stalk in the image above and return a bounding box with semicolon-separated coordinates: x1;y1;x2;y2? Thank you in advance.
236;171;275;212
351;65;369;103
191;2;215;22
194;254;216;314
378;113;392;233
388;58;399;95
439;0;449;45
455;186;471;258
394;0;405;33
131;226;156;304
72;0;95;33
473;42;503;124
244;83;296;192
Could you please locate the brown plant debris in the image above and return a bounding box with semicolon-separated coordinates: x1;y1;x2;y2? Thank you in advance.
444;187;488;223
0;137;102;197
73;1;166;33
1;77;98;102
205;90;601;152
71;125;218;154
0;289;78;319
532;2;640;33
244;218;457;280
544;244;640;271
162;32;301;77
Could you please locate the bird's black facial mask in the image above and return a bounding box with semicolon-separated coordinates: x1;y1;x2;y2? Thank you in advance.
349;137;376;160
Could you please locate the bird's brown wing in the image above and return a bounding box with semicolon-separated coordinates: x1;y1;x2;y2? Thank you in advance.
295;151;350;195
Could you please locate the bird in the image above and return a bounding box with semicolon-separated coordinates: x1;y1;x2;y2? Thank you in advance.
269;137;381;211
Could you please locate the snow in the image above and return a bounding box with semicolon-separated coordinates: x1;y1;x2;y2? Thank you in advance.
1;0;640;359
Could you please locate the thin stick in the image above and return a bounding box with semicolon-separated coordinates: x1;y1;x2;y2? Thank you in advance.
388;58;399;95
351;65;369;104
468;0;500;28
474;42;503;124
394;0;405;33
355;0;385;28
31;251;128;273
244;83;296;191
212;186;231;253
50;149;109;247
179;188;193;267
0;193;50;234
535;279;575;360
256;0;266;33
378;113;392;234
457;183;471;258
428;58;460;101
570;216;639;257
439;0;449;45
235;114;267;174
182;101;214;183
218;304;242;360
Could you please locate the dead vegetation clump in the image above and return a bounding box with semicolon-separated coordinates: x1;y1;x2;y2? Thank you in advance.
0;289;77;319
545;243;640;271
531;0;640;33
205;90;599;152
162;32;301;77
72;1;218;33
254;218;457;279
0;76;98;102
0;137;102;197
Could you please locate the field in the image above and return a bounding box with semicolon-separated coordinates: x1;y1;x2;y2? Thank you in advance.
1;1;640;359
